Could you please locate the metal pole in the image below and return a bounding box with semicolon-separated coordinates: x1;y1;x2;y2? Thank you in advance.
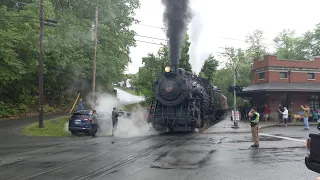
92;7;98;104
232;60;239;128
38;0;44;128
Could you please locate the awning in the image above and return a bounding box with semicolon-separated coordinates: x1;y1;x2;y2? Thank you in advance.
242;82;320;92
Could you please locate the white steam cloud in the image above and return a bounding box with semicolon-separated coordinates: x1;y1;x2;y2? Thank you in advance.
64;90;157;138
113;104;159;138
188;0;212;75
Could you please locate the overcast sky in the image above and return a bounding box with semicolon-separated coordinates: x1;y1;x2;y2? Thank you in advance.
125;0;320;74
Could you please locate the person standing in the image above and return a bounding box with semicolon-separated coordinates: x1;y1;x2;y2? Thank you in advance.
264;105;271;121
282;107;288;127
248;106;260;148
78;99;85;111
277;104;284;124
112;107;119;136
91;110;98;137
301;104;310;130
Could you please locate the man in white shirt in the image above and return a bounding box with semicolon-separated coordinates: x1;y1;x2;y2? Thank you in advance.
282;107;289;127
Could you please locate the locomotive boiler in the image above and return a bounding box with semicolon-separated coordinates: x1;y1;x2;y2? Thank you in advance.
147;66;228;132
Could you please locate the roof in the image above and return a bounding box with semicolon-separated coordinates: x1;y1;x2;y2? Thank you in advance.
242;82;320;92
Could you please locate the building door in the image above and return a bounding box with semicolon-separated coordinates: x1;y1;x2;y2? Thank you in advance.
308;94;319;111
280;94;287;107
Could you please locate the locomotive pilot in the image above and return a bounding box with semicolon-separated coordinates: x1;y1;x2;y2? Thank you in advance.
248;106;260;148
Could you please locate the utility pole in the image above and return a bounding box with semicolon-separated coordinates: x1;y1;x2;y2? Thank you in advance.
232;60;239;129
38;0;44;128
92;7;99;104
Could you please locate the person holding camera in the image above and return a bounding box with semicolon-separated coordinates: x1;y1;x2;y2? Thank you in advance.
248;106;260;148
301;104;310;130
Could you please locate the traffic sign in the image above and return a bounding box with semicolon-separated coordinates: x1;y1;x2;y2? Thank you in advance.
235;110;239;121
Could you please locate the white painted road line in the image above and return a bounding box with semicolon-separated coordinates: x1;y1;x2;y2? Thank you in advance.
260;133;307;143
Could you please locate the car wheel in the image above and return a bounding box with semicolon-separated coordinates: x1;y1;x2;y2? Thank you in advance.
71;131;77;136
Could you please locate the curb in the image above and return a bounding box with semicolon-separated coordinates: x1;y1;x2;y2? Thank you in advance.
259;123;318;130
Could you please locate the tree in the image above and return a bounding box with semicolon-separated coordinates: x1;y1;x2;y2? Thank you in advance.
0;0;140;118
245;29;267;60
199;54;219;82
213;47;252;107
180;35;192;71
273;29;305;60
133;46;169;99
133;33;193;100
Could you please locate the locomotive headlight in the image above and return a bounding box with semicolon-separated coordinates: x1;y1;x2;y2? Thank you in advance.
165;66;170;72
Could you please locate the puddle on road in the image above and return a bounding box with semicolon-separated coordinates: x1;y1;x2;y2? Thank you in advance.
150;140;217;170
226;136;283;143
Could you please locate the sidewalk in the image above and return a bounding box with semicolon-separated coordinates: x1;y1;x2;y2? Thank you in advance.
203;116;318;134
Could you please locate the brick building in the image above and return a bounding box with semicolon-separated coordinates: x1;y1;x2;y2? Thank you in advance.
238;55;320;119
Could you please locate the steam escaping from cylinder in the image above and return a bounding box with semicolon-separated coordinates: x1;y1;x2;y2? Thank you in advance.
161;0;192;71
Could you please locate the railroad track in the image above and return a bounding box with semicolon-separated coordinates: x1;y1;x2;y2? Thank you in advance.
8;120;218;180
73;133;192;180
7;135;156;180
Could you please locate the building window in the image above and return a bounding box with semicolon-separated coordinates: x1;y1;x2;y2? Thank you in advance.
308;73;315;80
258;72;264;80
308;95;319;111
280;72;288;79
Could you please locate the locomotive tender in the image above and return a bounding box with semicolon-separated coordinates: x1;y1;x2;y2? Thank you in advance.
147;66;229;132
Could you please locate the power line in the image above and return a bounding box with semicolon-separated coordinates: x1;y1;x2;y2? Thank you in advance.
134;39;269;54
134;23;274;46
136;34;167;41
134;23;165;30
135;40;166;45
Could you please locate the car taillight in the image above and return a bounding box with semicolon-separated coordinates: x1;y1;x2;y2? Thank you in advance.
85;118;92;123
307;138;311;149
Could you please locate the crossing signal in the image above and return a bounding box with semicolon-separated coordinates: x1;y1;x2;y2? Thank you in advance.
228;86;234;93
228;85;243;93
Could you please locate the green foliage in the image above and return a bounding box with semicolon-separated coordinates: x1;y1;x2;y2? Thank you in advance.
23;115;71;137
0;0;140;118
273;29;305;60
133;35;192;100
200;54;219;82
245;29;267;60
273;24;320;60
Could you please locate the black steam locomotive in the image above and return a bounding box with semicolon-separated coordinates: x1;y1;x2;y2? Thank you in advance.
147;66;229;132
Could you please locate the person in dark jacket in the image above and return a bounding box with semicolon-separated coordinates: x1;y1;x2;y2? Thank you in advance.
91;110;98;137
112;107;119;136
277;104;284;124
78;99;85;111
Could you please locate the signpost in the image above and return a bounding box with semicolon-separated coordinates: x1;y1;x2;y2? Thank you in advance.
232;61;239;129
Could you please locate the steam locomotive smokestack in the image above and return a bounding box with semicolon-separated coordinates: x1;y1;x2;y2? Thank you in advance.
161;0;192;72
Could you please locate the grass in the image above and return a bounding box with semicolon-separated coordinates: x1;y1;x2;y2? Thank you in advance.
23;115;71;137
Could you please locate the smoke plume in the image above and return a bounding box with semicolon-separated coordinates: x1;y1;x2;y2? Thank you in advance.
188;0;213;75
161;0;192;69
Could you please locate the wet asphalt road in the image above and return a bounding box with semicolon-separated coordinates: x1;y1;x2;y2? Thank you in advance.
1;117;320;180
